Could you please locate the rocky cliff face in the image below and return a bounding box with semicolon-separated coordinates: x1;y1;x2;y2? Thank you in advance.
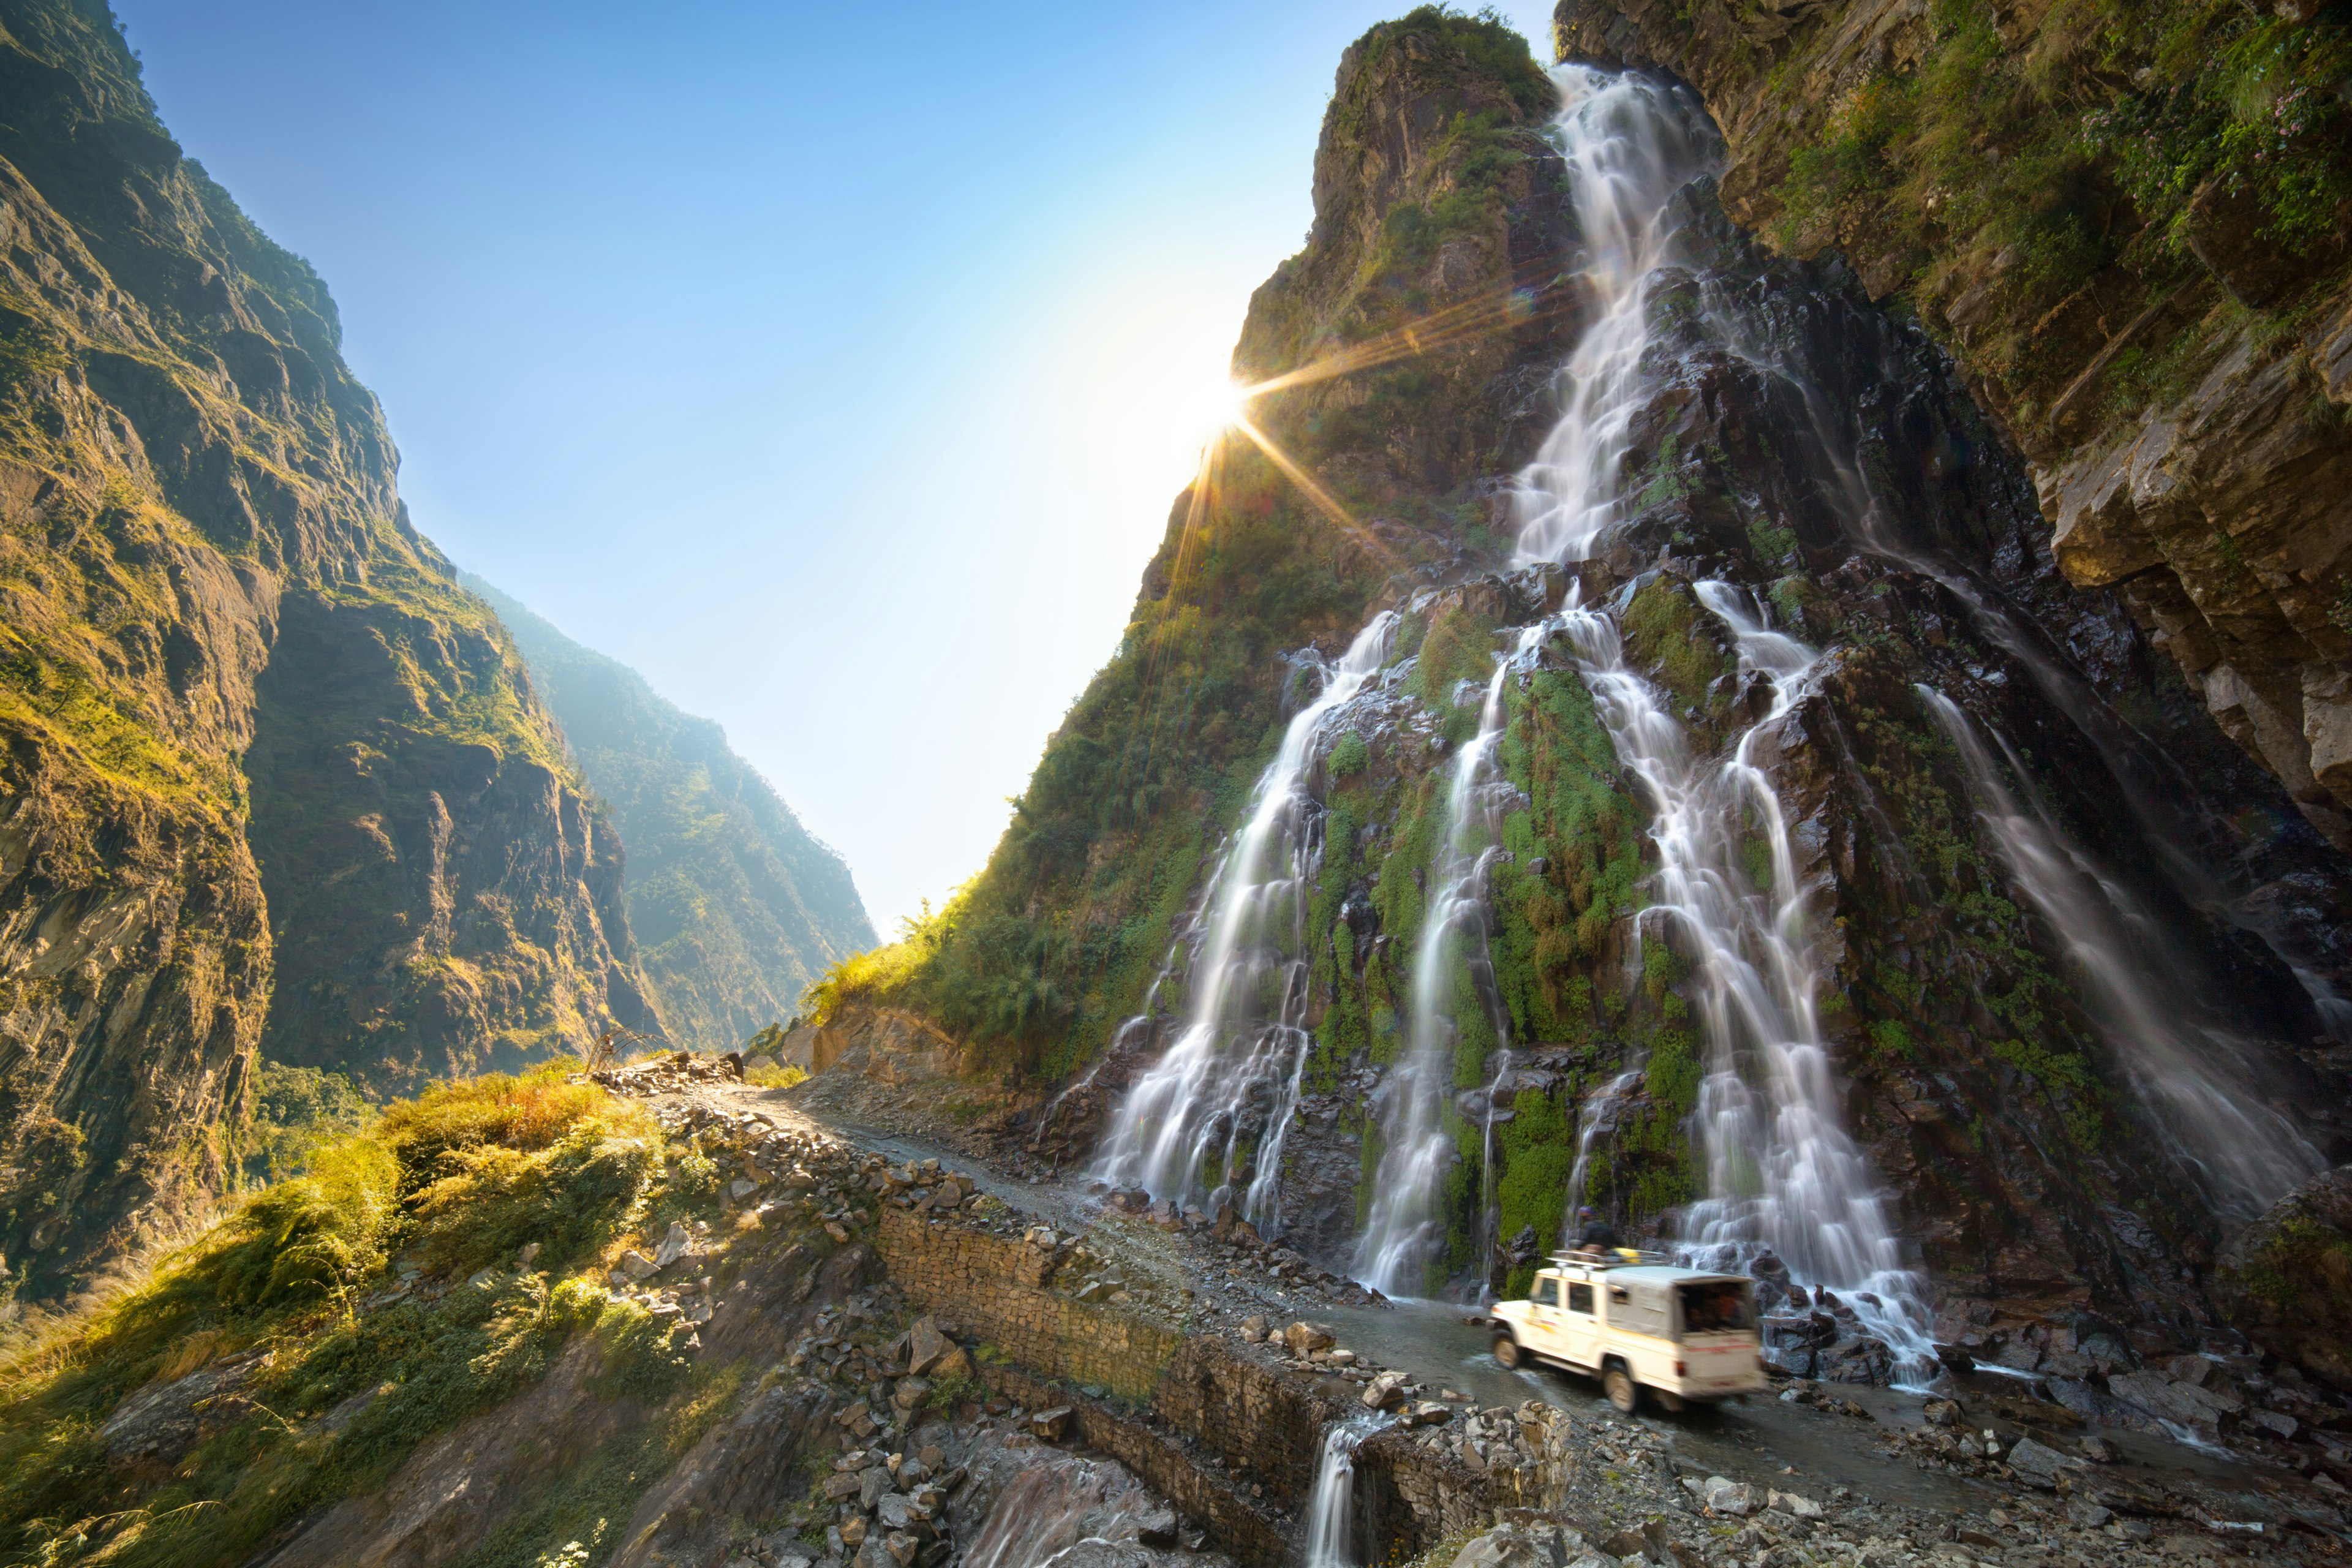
0;0;658;1299
817;6;2352;1378
467;576;878;1049
1551;0;2352;851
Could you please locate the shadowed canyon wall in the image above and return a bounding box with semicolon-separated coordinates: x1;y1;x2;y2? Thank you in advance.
0;0;660;1299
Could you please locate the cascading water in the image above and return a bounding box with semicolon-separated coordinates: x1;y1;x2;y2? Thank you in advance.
1918;687;2326;1222
1355;626;1546;1295
1302;1415;1389;1568
1095;614;1398;1221
1564;1067;1643;1218
1506;64;1934;1372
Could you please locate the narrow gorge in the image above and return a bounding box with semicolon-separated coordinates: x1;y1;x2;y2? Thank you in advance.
7;3;2352;1567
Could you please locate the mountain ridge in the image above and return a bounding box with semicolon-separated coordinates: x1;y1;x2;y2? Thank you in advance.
462;573;876;1049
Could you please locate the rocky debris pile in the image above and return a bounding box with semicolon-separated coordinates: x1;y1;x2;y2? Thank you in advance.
1883;1344;2352;1498
1096;1186;1386;1309
870;1157;987;1219
771;1354;1216;1568
586;1049;745;1094
1395;1398;1565;1482
1928;1303;2352;1474
1432;1404;2328;1568
1751;1256;1901;1384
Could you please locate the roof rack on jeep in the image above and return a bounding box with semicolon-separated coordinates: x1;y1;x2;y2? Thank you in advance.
1545;1248;1676;1267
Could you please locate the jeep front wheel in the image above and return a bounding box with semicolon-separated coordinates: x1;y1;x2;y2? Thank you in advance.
1493;1333;1524;1370
1604;1363;1639;1414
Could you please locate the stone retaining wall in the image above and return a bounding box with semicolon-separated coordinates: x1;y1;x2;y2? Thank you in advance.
873;1206;1530;1566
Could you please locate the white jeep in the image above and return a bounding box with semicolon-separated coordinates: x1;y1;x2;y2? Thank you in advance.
1490;1253;1766;1413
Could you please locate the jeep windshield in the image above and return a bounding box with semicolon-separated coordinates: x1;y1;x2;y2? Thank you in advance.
1675;1281;1755;1338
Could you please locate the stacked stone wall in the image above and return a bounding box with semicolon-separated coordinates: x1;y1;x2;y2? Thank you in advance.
873;1206;1540;1566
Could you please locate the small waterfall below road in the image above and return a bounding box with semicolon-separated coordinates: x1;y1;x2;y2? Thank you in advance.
1096;614;1398;1221
1357;626;1546;1295
1303;1415;1388;1568
1919;687;2326;1222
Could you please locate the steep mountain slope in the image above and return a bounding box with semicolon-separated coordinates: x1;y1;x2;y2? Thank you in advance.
466;575;876;1047
1553;0;2352;851
810;4;2352;1374
0;0;660;1300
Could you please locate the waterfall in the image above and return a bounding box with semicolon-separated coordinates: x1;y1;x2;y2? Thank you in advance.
1918;687;2326;1222
1355;625;1546;1294
1564;1067;1645;1218
1513;69;1716;564
1095;613;1398;1219
1303;1415;1386;1568
1506;64;1934;1373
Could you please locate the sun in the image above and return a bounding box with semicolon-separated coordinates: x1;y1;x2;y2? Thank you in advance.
1178;373;1256;450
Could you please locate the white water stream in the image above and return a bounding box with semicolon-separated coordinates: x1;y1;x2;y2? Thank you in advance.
1356;625;1547;1294
1918;687;2325;1222
1302;1414;1389;1568
1095;614;1398;1220
1509;65;1936;1371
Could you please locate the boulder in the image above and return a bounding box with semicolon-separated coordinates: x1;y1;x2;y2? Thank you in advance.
2214;1166;2352;1392
1136;1506;1179;1547
1450;1522;1584;1568
2003;1436;2083;1487
1284;1321;1335;1356
1702;1477;1754;1517
1030;1405;1074;1441
907;1317;954;1376
618;1249;659;1280
894;1377;932;1411
654;1220;692;1269
1239;1314;1270;1344
1363;1371;1409;1410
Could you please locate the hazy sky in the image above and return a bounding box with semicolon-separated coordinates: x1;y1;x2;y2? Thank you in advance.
115;0;1558;932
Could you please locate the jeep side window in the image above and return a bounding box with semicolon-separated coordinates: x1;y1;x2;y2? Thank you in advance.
1567;1283;1594;1314
1534;1277;1560;1307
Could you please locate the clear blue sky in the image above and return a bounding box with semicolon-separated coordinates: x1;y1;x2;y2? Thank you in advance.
115;0;1558;932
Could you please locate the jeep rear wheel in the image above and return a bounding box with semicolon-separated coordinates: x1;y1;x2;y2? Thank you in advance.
1604;1363;1639;1414
1493;1332;1524;1370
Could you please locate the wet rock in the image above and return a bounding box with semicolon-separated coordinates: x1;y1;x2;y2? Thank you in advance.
2214;1164;2352;1392
2003;1436;2082;1487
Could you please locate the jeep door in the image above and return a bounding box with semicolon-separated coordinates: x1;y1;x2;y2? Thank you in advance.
1562;1278;1601;1370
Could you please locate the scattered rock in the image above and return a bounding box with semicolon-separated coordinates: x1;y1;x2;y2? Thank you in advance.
907;1317;954;1376
1284;1321;1334;1356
